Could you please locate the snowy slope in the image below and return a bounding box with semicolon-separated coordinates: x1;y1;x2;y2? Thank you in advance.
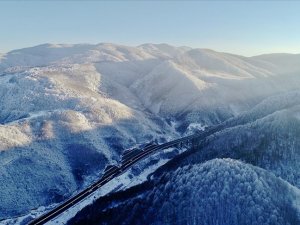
69;159;300;225
130;47;300;127
251;53;300;74
0;63;174;219
0;43;299;220
68;92;300;224
1;44;299;125
176;91;300;189
69;94;300;225
138;43;191;59
0;43;154;71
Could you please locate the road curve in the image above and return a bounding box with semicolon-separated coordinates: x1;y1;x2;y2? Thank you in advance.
28;125;222;225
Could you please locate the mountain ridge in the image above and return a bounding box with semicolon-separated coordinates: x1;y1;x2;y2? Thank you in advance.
0;43;300;222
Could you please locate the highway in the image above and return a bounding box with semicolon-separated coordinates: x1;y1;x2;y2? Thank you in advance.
28;125;222;225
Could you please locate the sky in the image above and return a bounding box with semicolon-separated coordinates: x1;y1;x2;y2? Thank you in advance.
0;1;300;56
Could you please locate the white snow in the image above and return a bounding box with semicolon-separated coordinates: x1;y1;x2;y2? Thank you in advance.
1;147;185;225
48;147;185;225
185;123;207;135
1;43;300;221
70;159;300;225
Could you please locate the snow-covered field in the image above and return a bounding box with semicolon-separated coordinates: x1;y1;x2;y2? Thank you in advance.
0;43;300;222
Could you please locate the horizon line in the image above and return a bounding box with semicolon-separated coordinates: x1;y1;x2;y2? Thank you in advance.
1;42;299;58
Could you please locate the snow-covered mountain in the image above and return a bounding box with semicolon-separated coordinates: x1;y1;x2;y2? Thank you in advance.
0;63;172;219
68;90;300;225
175;91;300;188
251;53;300;74
0;43;299;221
69;159;300;225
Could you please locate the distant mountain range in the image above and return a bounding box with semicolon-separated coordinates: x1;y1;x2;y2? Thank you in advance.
0;43;299;223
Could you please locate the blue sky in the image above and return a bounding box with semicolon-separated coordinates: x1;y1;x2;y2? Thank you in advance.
0;1;299;56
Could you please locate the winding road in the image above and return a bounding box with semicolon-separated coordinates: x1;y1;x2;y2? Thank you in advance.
28;125;222;225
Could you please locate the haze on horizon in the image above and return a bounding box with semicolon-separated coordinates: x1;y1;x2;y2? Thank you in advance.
0;1;300;56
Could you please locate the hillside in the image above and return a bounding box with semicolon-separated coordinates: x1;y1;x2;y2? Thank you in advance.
69;90;300;225
0;43;299;220
173;91;300;188
69;159;300;225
